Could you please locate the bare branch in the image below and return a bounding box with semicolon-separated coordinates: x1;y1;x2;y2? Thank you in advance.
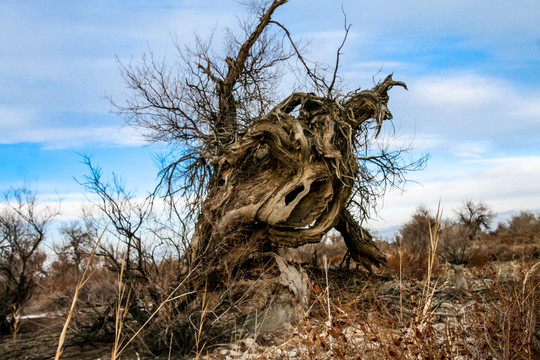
327;5;352;97
270;19;329;93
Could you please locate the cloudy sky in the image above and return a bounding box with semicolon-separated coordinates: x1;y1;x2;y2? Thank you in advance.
1;0;539;233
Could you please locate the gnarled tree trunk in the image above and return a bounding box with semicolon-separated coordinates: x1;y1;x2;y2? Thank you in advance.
115;0;420;350
190;75;405;277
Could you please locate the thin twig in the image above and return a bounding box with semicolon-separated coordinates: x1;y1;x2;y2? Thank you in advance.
327;5;352;97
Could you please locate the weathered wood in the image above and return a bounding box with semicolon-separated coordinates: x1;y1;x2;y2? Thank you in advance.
335;209;386;272
190;76;405;272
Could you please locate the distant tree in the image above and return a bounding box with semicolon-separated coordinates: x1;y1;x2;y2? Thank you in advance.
498;211;540;241
397;205;435;255
455;200;494;241
48;214;100;309
438;220;472;265
53;218;96;275
393;205;437;279
437;201;494;266
0;187;58;336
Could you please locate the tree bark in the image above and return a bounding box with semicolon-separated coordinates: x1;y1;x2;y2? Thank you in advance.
189;75;405;276
215;0;288;146
335;209;386;272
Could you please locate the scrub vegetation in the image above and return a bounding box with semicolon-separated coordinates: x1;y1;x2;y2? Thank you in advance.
1;1;538;358
1;190;538;359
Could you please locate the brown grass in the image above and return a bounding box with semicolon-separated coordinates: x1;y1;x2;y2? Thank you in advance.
54;226;106;360
251;214;539;360
247;261;538;360
8;214;539;359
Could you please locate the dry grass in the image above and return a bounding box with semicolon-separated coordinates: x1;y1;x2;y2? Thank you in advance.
4;256;537;360
15;212;540;359
247;213;539;360
242;261;538;360
54;226;106;360
111;250;131;360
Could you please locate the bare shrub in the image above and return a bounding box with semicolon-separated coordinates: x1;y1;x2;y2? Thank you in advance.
47;217;100;309
0;187;58;336
70;161;208;354
469;233;540;264
394;205;435;279
465;262;540;359
397;205;434;254
385;244;431;280
455;200;495;241
466;246;490;267
496;210;540;244
437;220;473;265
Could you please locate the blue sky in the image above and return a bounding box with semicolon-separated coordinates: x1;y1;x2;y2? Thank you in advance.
1;0;539;233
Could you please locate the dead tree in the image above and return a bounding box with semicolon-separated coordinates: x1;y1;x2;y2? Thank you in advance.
189;78;407;274
109;0;426;348
117;0;422;263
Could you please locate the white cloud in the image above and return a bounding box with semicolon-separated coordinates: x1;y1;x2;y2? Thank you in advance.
387;72;540;146
341;0;540;62
415;75;506;107
373;155;540;230
0;2;242;149
0;125;145;149
454;142;491;159
0;106;36;128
